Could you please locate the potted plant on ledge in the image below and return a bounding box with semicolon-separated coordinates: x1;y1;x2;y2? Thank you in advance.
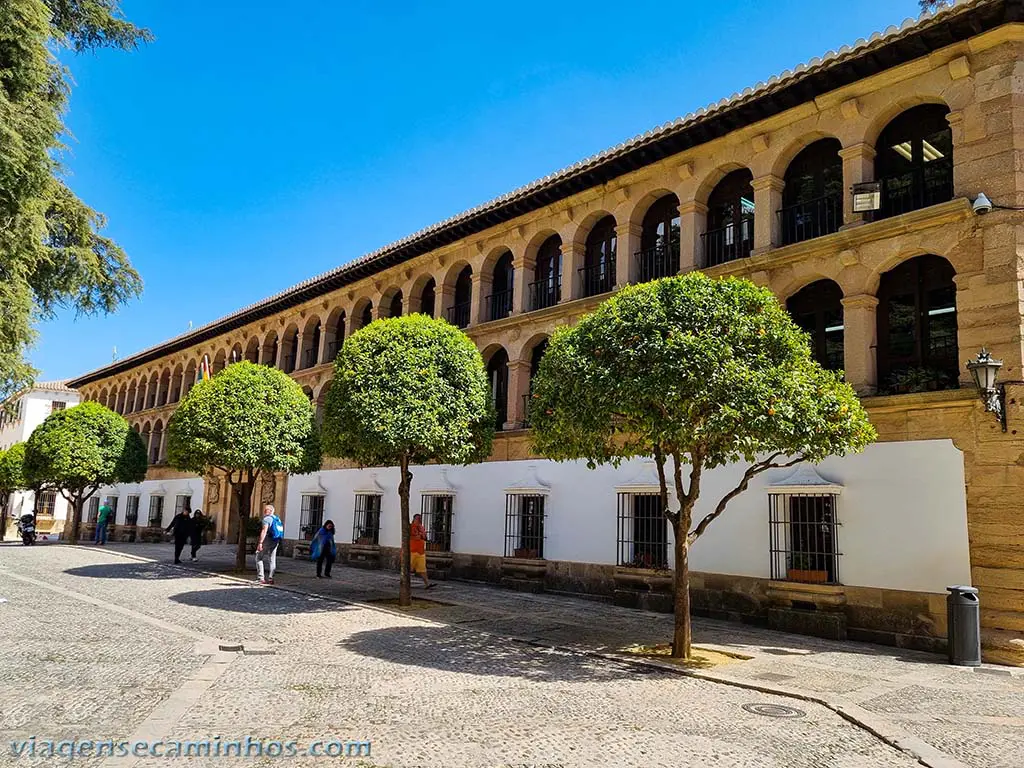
787;553;829;584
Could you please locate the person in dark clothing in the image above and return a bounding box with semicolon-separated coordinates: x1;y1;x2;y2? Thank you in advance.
312;520;337;578
189;509;206;562
165;508;192;564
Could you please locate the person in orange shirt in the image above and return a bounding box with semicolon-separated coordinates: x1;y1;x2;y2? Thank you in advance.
409;513;433;589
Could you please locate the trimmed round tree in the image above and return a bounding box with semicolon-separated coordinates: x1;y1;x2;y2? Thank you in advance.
0;443;27;540
322;314;494;606
530;273;876;659
166;361;321;570
24;402;148;543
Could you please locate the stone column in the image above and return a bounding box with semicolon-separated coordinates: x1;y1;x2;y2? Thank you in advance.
295;332;306;370
841;294;879;396
178;370;188;400
505;360;532;429
560;240;585;303
317;323;330;365
839;143;876;229
437;284;456;322
615;222;641;288
471;273;490;325
751;175;784;254
679;201;708;272
511;255;533;315
274;336;286;370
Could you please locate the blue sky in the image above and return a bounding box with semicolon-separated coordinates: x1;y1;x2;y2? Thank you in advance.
36;0;926;380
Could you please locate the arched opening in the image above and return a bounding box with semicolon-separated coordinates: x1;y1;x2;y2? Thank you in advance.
301;385;314;402
125;382;137;414
877;255;958;394
447;266;473;328
638;196;679;282
388;290;404;319
157;371;171;407
146;373;158;409
244;337;260;364
116;385;127;414
582;216;617;296
524;337;549;426
703;170;754;267
787;280;844;371
781;139;843;245
182;361;197;399
314;381;331;425
150;420;164;465
282;326;299;373
212;350;227;375
875;105;953;219
488;251;514;321
486;347;510;431
98;388;108;409
262;332;279;367
170;364;184;403
357;301;374;331
418;279;436;319
325;309;345;362
300;317;321;369
228;343;243;366
530;236;561;311
141;422;152;460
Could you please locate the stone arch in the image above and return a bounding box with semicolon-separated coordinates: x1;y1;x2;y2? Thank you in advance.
125;380;138;414
169;363;184;403
693;163;748;208
484;344;510;431
157;369;171;407
150;419;164;464
523;232;562;310
116;383;128;414
182;360;197;398
212;349;227;375
299;314;323;369
482;247;515;321
409;274;436;318
379;285;403;319
626;188;679;230
324;307;346;361
261;330;280;366
281;324;300;373
353;298;374;331
146;371;159;409
770;131;842;180
244;336;260;363
786;279;846;372
442;262;473;327
863;95;952;149
314;379;332;424
228;342;243;366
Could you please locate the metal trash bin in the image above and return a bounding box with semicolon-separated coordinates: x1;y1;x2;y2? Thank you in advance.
946;585;982;666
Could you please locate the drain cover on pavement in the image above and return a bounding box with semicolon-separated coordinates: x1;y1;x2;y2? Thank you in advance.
742;703;806;718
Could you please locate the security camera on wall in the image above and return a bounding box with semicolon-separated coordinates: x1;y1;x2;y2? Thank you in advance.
972;193;993;215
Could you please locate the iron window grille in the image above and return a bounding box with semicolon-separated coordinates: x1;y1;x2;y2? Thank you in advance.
300;494;325;540
86;497;100;523
148;495;164;527
50;400;66;414
36;491;56;516
174;495;192;517
352;494;381;545
702;216;754;267
105;496;119;519
447;301;472;328
778;194;842;245
616;492;669;569
487;290;513;321
125;495;140;527
420;494;454;552
634;243;678;283
769;492;841;585
504;494;545;559
528;278;561;311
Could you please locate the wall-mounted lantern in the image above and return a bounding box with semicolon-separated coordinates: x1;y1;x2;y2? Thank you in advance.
851;181;881;213
966;348;1006;431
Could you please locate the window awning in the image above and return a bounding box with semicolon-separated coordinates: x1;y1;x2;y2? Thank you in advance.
504;465;550;495
421;467;457;496
767;464;843;495
354;472;386;495
615;461;666;494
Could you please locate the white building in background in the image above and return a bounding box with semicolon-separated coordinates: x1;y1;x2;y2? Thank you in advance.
0;381;80;539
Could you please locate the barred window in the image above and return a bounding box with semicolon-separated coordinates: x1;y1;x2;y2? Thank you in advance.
617;492;669;569
148;495;165;527
50;400;66;414
769;492;840;585
504;494;545;559
300;494;325;540
86;497;100;523
125;495;140;526
174;494;192;516
420;494;453;552
352;494;381;545
36;491;57;516
104;496;119;520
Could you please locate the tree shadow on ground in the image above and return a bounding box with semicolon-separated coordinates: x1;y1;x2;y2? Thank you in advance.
169;586;360;615
64;562;217;580
338;624;668;683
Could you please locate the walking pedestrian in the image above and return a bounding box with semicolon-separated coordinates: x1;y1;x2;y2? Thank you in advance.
254;504;284;585
410;513;433;589
189;509;206;562
165;507;192;564
94;501;113;546
311;520;337;578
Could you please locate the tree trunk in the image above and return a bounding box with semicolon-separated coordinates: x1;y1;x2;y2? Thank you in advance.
235;479;254;571
69;493;83;545
398;455;412;607
0;491;8;541
671;519;692;659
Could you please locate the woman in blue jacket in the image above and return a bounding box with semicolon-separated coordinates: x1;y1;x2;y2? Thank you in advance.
311;520;337;578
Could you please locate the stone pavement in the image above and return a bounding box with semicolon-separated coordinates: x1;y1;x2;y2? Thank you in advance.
0;542;1019;767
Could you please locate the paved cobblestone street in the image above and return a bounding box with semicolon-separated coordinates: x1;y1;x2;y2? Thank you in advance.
0;543;1020;767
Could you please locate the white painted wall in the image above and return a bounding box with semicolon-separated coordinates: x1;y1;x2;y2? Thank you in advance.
95;478;205;528
284;439;971;595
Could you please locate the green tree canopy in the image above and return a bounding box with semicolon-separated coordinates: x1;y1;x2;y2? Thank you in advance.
530;274;875;658
24;401;147;542
167;362;321;569
323;314;494;604
1;0;149;403
0;442;27;539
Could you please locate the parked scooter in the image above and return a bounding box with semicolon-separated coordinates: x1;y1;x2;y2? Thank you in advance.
17;513;36;546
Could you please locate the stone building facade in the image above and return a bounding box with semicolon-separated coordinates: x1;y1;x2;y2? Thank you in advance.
69;1;1024;663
